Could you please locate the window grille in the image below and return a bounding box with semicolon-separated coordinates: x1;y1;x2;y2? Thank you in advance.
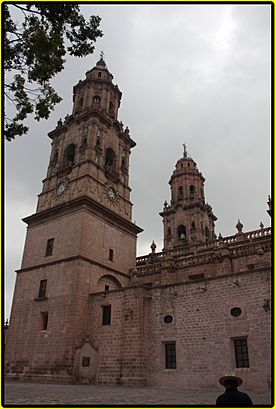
109;249;114;261
38;279;47;299
45;238;54;257
165;342;176;369
102;305;111;326
234;338;250;367
82;356;90;367
41;312;48;331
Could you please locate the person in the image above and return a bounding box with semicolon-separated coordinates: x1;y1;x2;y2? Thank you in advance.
216;374;253;407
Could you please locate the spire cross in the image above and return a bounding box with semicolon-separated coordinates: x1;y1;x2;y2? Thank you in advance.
100;50;105;60
183;142;187;158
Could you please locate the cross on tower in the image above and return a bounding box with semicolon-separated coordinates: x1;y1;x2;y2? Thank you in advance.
183;142;188;158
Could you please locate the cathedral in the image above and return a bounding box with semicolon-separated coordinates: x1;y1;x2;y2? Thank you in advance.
5;58;271;390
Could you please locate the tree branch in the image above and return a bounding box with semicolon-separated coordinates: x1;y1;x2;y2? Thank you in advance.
13;4;41;16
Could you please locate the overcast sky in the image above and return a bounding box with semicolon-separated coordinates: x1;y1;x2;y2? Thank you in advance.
5;4;271;319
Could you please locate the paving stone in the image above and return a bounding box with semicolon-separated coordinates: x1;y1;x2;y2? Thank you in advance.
4;381;272;406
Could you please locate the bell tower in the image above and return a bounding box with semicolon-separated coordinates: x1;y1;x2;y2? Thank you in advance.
37;56;134;221
6;57;142;383
160;145;217;250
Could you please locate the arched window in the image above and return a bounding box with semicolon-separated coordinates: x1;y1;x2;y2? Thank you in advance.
78;96;83;107
105;148;116;172
168;227;171;236
98;274;122;292
178;186;183;198
121;157;127;172
64;144;76;166
190;184;196;195
50;150;58;166
177;225;186;241
109;101;114;112
205;227;210;242
81;135;87;147
95;135;101;148
93;95;101;104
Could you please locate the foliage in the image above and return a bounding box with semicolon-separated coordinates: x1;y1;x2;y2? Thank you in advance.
4;4;103;141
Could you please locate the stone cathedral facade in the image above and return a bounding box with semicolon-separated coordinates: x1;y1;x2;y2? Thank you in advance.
5;59;271;390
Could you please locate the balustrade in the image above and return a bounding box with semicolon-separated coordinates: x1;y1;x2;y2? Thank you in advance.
135;226;271;274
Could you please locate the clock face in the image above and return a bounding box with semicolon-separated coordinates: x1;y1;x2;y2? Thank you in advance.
57;183;65;196
107;187;117;201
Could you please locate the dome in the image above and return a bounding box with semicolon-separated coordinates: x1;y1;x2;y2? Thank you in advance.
96;57;106;68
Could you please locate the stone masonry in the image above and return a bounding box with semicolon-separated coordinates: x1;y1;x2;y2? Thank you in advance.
5;58;271;391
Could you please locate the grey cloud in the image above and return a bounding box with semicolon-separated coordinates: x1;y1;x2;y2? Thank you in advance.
5;4;271;319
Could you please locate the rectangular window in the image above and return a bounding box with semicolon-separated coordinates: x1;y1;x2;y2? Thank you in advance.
165;342;176;369
38;279;47;299
102;305;111;326
109;249;114;261
82;356;90;367
41;312;48;331
45;238;54;257
234;338;250;368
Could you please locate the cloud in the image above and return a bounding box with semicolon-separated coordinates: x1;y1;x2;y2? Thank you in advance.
5;4;271;318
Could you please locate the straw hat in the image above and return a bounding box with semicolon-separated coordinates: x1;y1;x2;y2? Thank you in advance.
219;372;243;387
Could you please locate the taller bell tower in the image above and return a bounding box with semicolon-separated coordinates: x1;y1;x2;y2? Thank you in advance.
160;145;217;250
37;57;134;221
6;58;142;383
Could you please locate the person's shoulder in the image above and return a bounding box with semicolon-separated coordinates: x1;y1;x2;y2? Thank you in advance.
216;393;227;405
237;390;253;404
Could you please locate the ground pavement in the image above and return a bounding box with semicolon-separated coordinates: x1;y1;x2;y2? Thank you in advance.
4;381;272;406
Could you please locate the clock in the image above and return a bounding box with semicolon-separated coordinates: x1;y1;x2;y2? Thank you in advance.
57;183;66;196
107;186;117;201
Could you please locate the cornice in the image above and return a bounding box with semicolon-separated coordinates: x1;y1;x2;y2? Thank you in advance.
23;195;143;235
16;255;129;279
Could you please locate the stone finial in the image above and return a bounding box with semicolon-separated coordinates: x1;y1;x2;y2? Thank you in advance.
236;219;243;233
164;200;168;208
124;126;130;135
57;118;62;126
218;233;223;242
150;240;157;253
260;222;264;230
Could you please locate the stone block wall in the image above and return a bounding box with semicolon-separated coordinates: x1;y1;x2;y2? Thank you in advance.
146;268;271;390
88;286;147;385
5;260;81;382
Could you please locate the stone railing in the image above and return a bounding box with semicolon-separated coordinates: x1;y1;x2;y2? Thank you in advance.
134;263;162;276
174;253;217;269
220;227;271;244
136;252;165;266
245;227;271;239
135;227;271;270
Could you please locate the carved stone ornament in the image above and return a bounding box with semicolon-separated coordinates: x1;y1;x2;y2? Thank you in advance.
54;177;70;200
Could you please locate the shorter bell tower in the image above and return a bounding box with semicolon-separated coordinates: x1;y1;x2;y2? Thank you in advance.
160;145;217;250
